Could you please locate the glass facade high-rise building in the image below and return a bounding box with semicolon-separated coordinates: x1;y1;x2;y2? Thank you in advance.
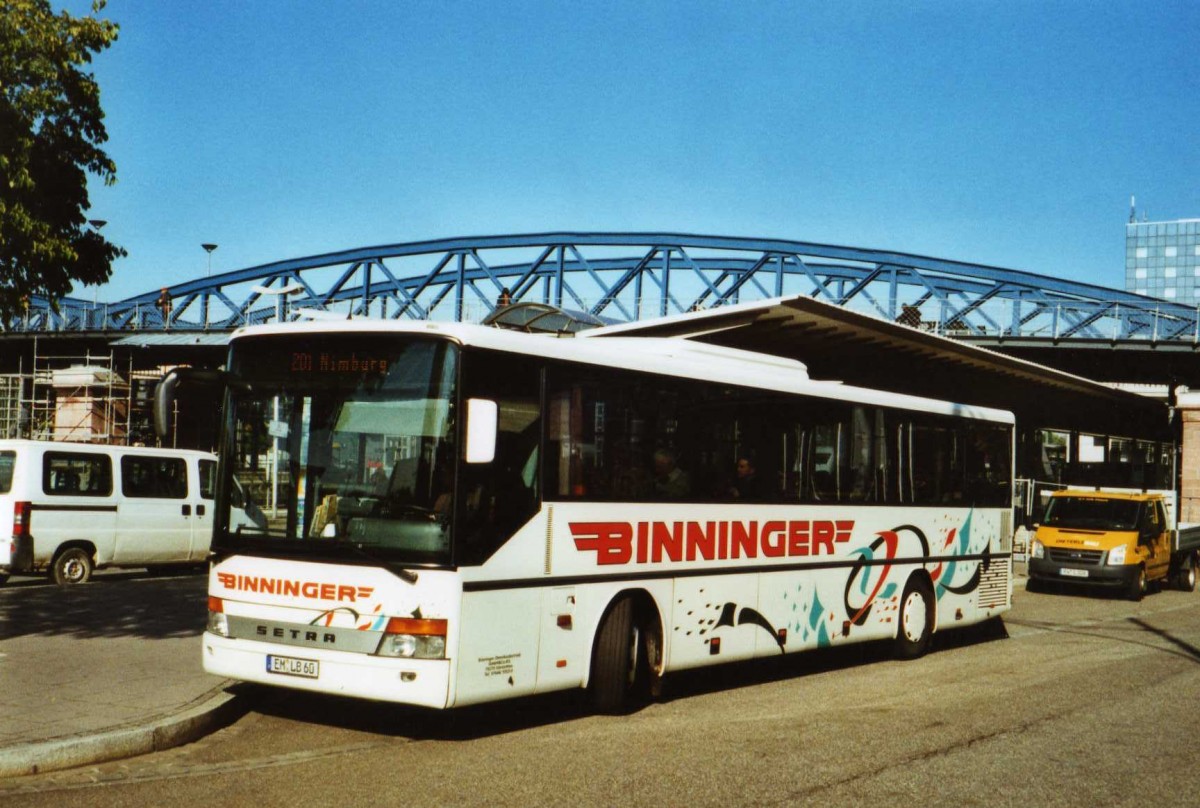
1125;216;1200;300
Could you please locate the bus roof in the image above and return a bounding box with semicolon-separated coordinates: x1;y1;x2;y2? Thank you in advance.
230;320;1014;425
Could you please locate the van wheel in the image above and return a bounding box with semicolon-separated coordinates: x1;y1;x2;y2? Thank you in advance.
0;573;9;586
52;548;93;586
894;577;934;659
1177;555;1197;593
1126;566;1147;602
590;597;652;714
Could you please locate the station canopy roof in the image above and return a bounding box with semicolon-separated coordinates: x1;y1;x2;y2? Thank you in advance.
580;295;1172;441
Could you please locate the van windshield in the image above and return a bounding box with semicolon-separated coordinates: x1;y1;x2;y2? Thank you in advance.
218;335;458;566
1042;496;1141;531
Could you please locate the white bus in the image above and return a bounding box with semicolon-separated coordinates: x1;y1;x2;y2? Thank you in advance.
181;320;1014;712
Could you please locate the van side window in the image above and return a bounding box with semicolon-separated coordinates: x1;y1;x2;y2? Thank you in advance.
122;456;188;499
43;452;113;497
199;459;216;500
0;451;14;494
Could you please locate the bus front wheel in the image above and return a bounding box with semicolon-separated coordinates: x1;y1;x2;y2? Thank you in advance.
590;596;653;714
894;577;934;660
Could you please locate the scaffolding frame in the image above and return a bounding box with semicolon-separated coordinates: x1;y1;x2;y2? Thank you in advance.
0;338;158;445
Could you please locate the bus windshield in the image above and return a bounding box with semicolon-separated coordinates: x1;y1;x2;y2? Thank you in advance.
219;335;458;565
1042;495;1141;531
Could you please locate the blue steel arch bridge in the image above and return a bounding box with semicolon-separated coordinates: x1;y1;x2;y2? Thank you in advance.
7;232;1200;383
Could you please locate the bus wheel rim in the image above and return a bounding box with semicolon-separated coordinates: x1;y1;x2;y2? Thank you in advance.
903;591;927;642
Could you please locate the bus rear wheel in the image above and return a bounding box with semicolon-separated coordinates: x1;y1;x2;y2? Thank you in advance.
894;577;934;660
590;596;653;714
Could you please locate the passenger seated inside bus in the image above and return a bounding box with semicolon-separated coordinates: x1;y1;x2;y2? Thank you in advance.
653;448;690;498
728;454;761;500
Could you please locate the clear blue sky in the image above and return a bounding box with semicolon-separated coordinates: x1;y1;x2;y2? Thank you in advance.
69;0;1199;302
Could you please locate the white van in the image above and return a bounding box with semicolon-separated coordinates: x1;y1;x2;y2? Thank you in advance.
0;440;265;585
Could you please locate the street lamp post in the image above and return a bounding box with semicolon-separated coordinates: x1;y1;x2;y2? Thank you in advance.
87;221;108;320
201;243;218;277
201;244;218;328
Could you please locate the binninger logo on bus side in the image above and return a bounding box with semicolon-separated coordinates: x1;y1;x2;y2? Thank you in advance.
570;519;854;565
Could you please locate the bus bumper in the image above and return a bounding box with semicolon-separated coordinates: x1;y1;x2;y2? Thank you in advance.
202;631;452;709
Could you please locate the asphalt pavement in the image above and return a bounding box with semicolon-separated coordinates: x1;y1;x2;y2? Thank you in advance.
0;570;254;779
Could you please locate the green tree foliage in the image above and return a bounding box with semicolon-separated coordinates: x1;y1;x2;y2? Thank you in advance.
0;0;124;319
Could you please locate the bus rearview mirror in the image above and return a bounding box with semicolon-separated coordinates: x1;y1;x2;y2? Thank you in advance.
465;398;498;464
153;367;237;440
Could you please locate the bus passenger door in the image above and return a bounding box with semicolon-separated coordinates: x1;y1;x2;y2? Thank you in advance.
454;589;541;707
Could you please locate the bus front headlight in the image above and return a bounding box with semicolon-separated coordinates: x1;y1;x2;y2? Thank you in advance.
1031;540;1044;559
207;596;230;637
374;618;447;659
1108;545;1127;566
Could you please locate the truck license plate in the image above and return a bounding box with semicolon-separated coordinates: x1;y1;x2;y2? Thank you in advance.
266;654;319;679
1059;568;1089;578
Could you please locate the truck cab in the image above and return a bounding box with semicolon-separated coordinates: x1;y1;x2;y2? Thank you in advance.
1028;490;1197;600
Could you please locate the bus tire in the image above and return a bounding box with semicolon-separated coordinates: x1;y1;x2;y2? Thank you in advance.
590;596;649;714
52;547;94;586
894;577;934;660
1177;554;1197;593
0;573;8;586
1126;566;1147;602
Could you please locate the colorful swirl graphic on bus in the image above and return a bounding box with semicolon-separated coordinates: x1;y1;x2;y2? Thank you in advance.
842;526;917;627
930;510;991;596
843;512;989;633
673;511;993;652
308;604;388;631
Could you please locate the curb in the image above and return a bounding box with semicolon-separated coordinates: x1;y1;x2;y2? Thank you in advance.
0;682;255;780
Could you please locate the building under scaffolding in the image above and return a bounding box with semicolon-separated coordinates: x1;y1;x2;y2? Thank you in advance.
0;340;162;445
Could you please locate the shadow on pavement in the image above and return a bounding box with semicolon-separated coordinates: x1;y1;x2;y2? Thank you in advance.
251;616;1010;742
0;572;207;641
1126;616;1200;663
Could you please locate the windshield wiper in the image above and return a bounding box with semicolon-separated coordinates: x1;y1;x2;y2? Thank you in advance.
335;539;420;584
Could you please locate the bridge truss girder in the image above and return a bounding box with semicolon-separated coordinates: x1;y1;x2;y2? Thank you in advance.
6;232;1198;345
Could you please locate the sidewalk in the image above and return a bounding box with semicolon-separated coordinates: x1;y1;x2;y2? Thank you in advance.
0;573;255;779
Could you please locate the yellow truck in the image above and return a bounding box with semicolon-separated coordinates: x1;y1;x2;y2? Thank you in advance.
1027;489;1200;600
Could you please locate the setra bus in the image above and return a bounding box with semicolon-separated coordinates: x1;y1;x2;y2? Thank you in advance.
166;320;1014;712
